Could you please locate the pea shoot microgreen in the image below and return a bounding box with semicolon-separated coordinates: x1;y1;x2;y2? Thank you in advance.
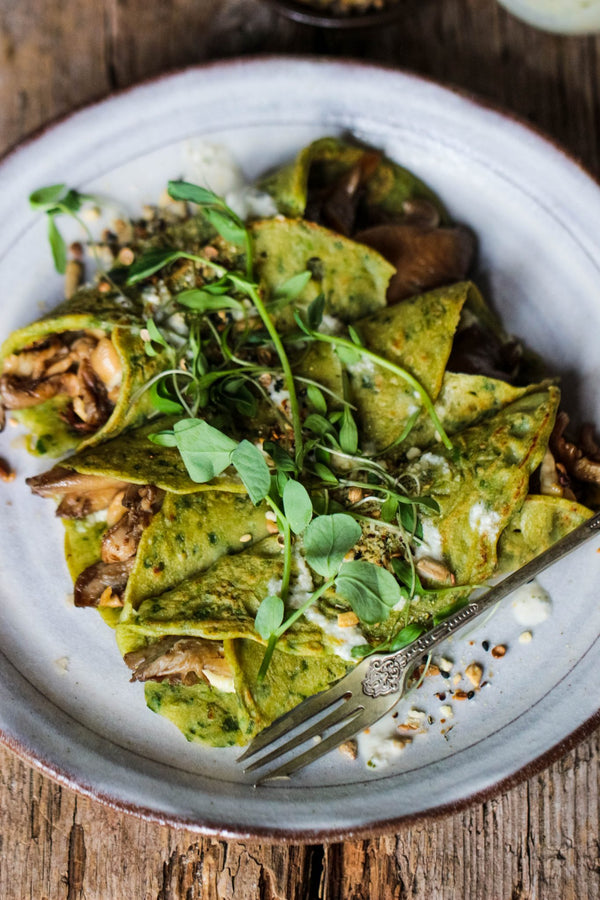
124;178;454;680
29;184;96;274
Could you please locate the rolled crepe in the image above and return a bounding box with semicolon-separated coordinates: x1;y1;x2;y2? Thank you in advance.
0;285;172;456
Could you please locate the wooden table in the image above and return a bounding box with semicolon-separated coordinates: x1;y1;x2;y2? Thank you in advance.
1;1;599;896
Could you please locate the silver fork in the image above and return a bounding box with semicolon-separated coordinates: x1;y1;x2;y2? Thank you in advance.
238;510;600;782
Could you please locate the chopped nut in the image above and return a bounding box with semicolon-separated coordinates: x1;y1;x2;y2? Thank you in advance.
0;457;15;482
424;663;440;678
265;510;277;522
492;644;507;659
347;487;363;504
465;662;483;688
258;372;272;388
98;587;123;608
453;690;468;701
440;704;453;718
98;280;111;293
453;673;462;685
117;247;135;266
338;739;358;760
337;611;359;628
518;631;533;644
415;556;455;585
113;218;134;243
405;446;421;460
265;519;279;535
438;657;453;672
64;260;84;300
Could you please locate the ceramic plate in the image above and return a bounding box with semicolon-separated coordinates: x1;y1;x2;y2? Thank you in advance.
1;58;599;841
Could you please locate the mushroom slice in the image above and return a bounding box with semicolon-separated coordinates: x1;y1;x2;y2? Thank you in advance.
124;636;234;691
27;467;128;517
551;412;600;486
74;558;135;607
0;371;80;409
353;223;475;304
101;484;165;563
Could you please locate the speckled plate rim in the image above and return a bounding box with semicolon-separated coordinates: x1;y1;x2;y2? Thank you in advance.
1;56;600;843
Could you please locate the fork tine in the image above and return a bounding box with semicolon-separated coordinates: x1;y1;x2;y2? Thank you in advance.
237;671;362;763
243;698;363;774
254;708;374;783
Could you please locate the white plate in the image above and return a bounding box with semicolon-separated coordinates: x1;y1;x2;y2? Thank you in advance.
1;58;599;841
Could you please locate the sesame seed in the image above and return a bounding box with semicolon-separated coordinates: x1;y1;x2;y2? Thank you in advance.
240;533;252;543
482;640;490;651
518;631;533;644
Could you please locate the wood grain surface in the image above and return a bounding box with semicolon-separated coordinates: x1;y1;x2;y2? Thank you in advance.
1;1;599;897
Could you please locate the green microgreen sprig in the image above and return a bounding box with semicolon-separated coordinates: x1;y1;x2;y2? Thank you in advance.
293;314;453;451
29;184;97;273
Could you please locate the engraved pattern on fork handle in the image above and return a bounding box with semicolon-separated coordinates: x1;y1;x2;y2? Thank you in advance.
362;603;481;698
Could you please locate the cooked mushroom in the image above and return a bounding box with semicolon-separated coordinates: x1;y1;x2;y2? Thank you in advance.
124;635;234;691
550;412;600;486
306;150;382;236
74;558;135;607
0;331;120;435
353;223;475;304
27;467;128;517
446;322;523;383
101;484;165;563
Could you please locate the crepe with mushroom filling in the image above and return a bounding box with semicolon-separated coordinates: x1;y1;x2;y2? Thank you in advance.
0;285;172;456
26;420;271;624
142;639;349;747
257;135;475;302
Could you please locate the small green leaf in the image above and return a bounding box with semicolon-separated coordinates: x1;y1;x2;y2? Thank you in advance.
338;407;358;454
391;557;420;593
307;293;325;330
167;180;222;206
380;494;399;523
335;560;401;624
149;379;184;414
203;207;247;245
255;595;284;640
231;439;271;505
399;503;418;533
334;343;362;366
263;441;298;474
351;644;374;660
313;462;338;484
293;310;311;336
347;325;363;346
304;413;334;437
283;480;313;535
274;270;312;302
173;418;237;483
47;216;67;273
148;429;177;447
127;249;183;284
29;184;67;209
303;513;361;577
177;289;244;313
306;384;327;415
59;189;84;214
389;623;426;652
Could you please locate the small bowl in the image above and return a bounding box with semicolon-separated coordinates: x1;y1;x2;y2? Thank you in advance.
260;0;403;29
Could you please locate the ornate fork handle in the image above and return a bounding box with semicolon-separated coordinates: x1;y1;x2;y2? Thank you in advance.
362;509;600;699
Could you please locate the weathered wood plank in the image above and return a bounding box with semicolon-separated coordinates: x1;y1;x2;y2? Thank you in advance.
1;0;600;897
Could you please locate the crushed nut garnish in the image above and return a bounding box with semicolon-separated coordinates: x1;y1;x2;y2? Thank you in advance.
338;739;358;760
453;690;468;701
465;662;483;688
347;487;363;504
492;644;507;659
337;611;359;628
0;457;15;482
265;519;279;535
518;631;533;644
440;704;453;718
453;673;462;685
439;657;453;672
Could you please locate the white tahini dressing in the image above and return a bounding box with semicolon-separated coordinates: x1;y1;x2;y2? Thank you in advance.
511;581;552;626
